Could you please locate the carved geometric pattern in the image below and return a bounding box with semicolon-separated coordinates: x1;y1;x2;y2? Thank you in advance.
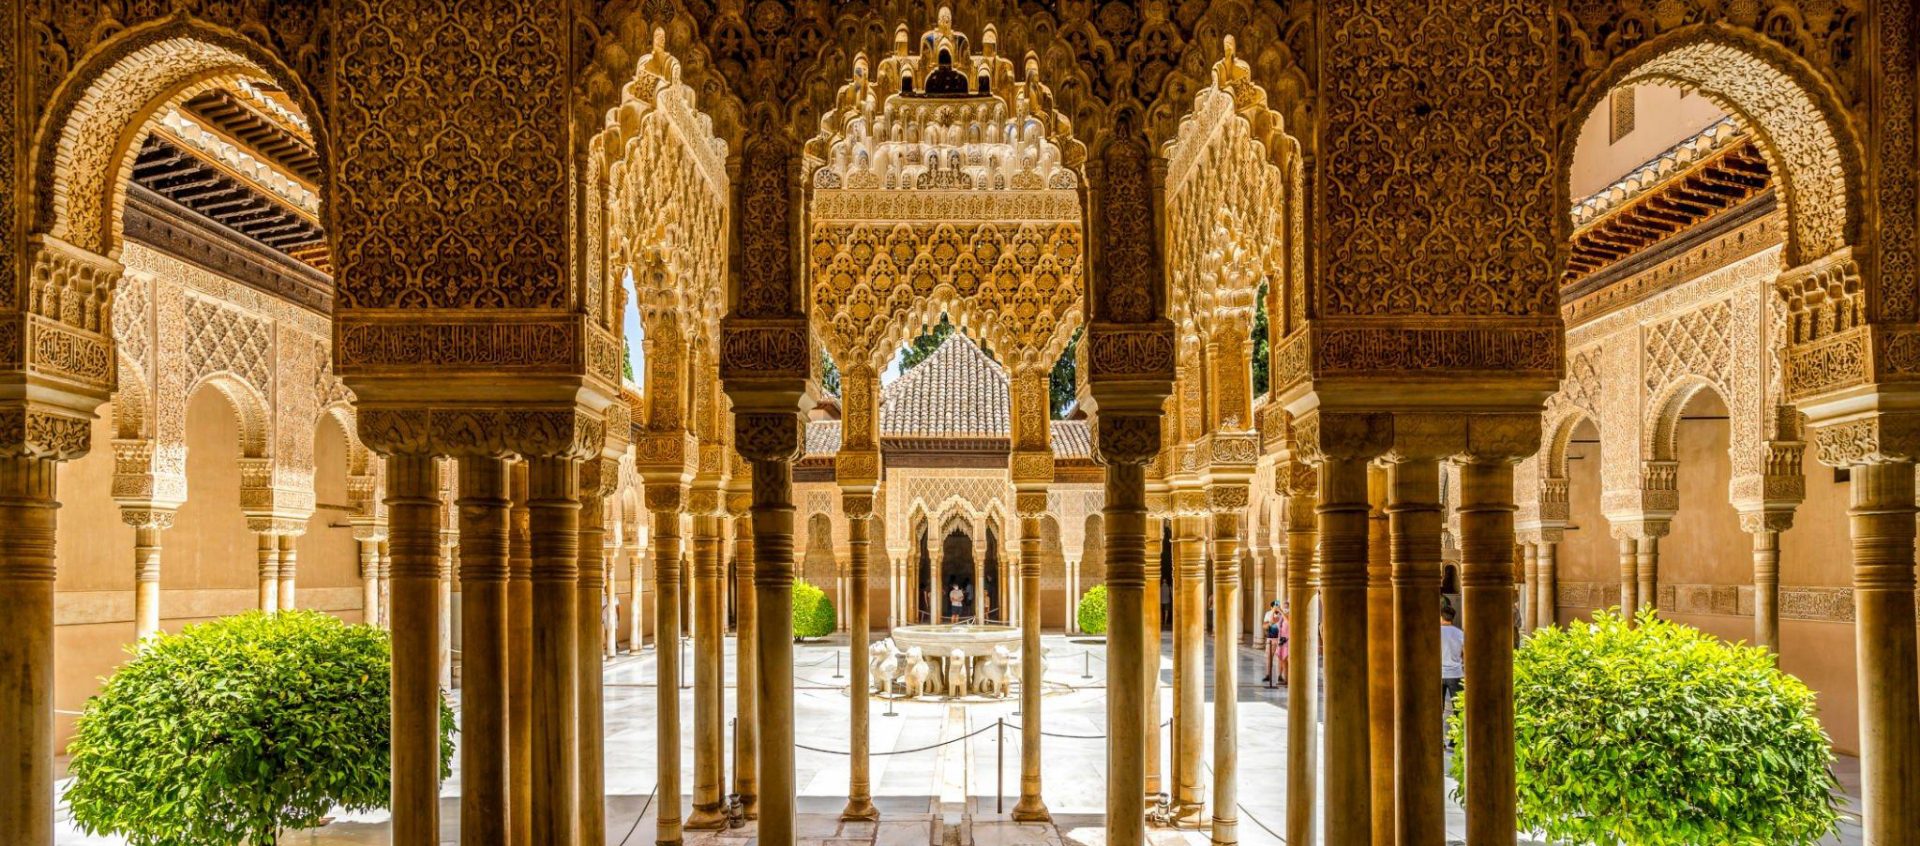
183;296;272;391
1645;299;1734;397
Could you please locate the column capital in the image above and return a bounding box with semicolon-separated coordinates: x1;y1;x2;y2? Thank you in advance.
1292;410;1391;464
1607;519;1671;542
841;491;876;521
246;517;307;537
1737;510;1796;534
1014;490;1049;519
1093;412;1162;466
356;405;606;460
119;507;176;531
1811;409;1920;466
733;411;805;463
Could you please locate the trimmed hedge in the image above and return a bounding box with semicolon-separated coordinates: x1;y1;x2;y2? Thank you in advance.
67;611;455;846
793;579;836;639
1077;584;1109;635
1448;610;1840;845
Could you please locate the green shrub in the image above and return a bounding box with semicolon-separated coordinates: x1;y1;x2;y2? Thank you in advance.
1448;610;1840;846
67;611;455;846
1077;584;1109;635
793;579;835;639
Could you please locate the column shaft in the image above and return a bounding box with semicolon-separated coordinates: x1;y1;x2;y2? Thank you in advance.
1144;521;1164;798
1636;536;1660;615
456;457;512;845
1284;495;1321;846
650;490;687;845
527;456;581;846
386;454;444;846
733;513;760;818
1535;543;1557;630
257;533;279;612
844;510;878;820
436;539;452;689
1616;536;1638;618
279;535;300;611
360;539;380;626
1171;513;1206;812
1752;530;1781;651
1014;511;1049;821
0;457;58;846
133;525;163;640
752;458;799;846
508;464;534;846
1210;515;1242;846
1518;544;1538;636
1848;461;1920;846
1318;458;1373;845
1387;459;1444;846
1365;467;1395;846
690;512;729;828
1103;462;1149;846
579;487;610;845
1456;461;1517;845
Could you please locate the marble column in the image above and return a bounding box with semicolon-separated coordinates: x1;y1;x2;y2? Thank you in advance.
378;540;393;626
274;534;298;611
1518;543;1537;636
739;414;802;846
973;547;987;622
508;463;534;846
1456;458;1520;845
645;482;688;845
1209;509;1243;846
1386;456;1444;846
1317;455;1373;845
1143;514;1165;799
359;538;381;627
1846;459;1920;846
1099;452;1153;846
1170;508;1207;814
436;535;452;689
1741;512;1787;652
386;454;445;846
1363;466;1395;846
1615;534;1639;618
690;508;729;829
843;500;879;820
732;503;759;818
527;456;582;846
1282;487;1320;846
1014;497;1050;822
578;466;613;846
123;511;173;641
257;533;280;613
1636;535;1661;615
456;456;511;845
0;457;58;846
1534;541;1558;630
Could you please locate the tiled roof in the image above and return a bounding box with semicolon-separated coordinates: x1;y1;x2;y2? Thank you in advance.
800;335;1089;458
880;335;1010;438
805;420;842;457
1050;420;1092;458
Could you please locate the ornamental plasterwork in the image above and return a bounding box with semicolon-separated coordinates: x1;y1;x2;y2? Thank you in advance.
882;469;1014;560
806;11;1083;376
108;241;350;525
598;34;731;472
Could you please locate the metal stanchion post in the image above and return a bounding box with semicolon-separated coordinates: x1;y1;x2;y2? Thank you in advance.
997;717;1005;815
1082;651;1092;679
833;649;843;679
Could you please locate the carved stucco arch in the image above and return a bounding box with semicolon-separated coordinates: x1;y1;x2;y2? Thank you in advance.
1560;26;1863;269
1545;409;1599;482
112;360;151;443
1646;376;1731;464
188;371;273;461
30;17;328;261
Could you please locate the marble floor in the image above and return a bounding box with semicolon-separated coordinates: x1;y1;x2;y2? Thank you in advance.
53;632;1865;845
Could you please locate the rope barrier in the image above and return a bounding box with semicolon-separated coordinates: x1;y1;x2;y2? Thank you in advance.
794;721;1000;757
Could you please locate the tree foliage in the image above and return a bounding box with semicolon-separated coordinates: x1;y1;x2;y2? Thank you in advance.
1448;610;1840;845
820;350;841;396
898;317;958;372
1050;327;1081;419
67;611;456;846
1076;583;1109;635
792;579;836;639
1251;282;1270;396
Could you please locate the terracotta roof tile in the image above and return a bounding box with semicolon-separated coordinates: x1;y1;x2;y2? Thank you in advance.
880;335;1009;438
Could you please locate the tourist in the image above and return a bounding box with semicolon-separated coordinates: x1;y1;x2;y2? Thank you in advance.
1262;601;1287;687
949;582;965;623
1440;604;1465;747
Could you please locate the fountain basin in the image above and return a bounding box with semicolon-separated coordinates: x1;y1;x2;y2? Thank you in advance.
889;623;1021;658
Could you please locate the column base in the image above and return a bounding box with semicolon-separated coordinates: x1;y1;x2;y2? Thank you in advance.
739;795;759;820
841;798;880;821
1010;797;1051;823
686;806;730;830
1209;818;1237;846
